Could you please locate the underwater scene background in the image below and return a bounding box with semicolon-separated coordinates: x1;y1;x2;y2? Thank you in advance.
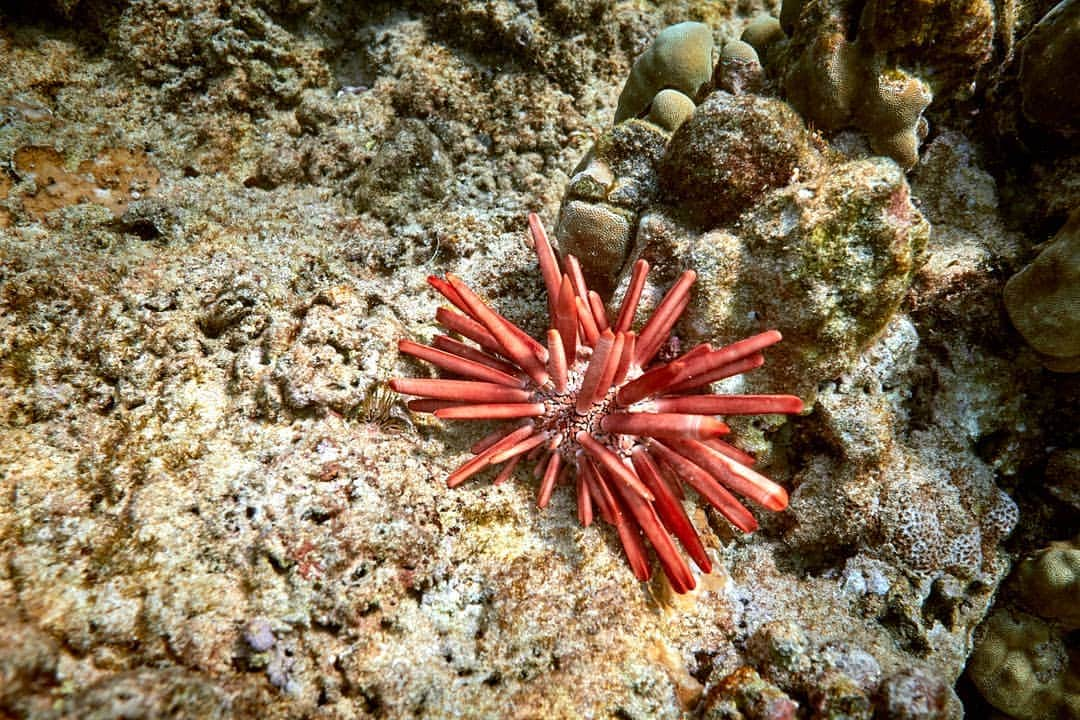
0;0;1077;718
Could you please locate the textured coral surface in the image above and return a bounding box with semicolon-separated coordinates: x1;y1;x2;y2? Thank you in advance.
0;2;1077;719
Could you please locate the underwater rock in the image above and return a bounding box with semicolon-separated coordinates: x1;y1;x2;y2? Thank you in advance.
784;310;1018;590
967;609;1080;720
114;0;325;110
590;119;670;209
0;608;59;719
355;119;454;226
1003;210;1080;372
1046;448;1080;510
614;22;715;124
13;145;160;220
876;443;1018;576
659;91;824;227
876;668;953;720
66;669;235;720
267;286;400;417
1018;0;1080;138
741;614;964;717
700;666;799;719
424;0;619;92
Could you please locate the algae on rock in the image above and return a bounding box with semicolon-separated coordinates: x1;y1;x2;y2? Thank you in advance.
681;157;928;400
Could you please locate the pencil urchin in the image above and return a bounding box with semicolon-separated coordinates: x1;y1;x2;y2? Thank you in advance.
390;213;803;593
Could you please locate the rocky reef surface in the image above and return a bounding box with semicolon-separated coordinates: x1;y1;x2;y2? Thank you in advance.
0;1;1077;719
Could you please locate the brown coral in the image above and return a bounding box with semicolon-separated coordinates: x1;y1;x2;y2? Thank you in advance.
1004;210;1080;372
779;27;931;169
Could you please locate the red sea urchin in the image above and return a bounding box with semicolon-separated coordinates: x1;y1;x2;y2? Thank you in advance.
390;214;803;593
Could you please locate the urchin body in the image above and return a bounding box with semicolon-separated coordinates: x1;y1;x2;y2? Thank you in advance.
391;214;802;592
534;365;631;461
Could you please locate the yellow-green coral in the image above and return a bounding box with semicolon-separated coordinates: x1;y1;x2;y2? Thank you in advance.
614;22;715;124
855;67;932;169
967;609;1080;720
644;88;696;132
782;30;860;131
1014;535;1080;629
714;39;765;95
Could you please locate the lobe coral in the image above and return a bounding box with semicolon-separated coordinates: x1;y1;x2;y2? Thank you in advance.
390;214;803;592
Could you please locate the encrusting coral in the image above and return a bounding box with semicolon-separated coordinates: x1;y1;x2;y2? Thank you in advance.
391;215;803;592
554;200;634;297
558;118;670;294
967;535;1080;718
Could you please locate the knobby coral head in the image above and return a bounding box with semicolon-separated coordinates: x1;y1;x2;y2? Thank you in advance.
390;213;803;593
